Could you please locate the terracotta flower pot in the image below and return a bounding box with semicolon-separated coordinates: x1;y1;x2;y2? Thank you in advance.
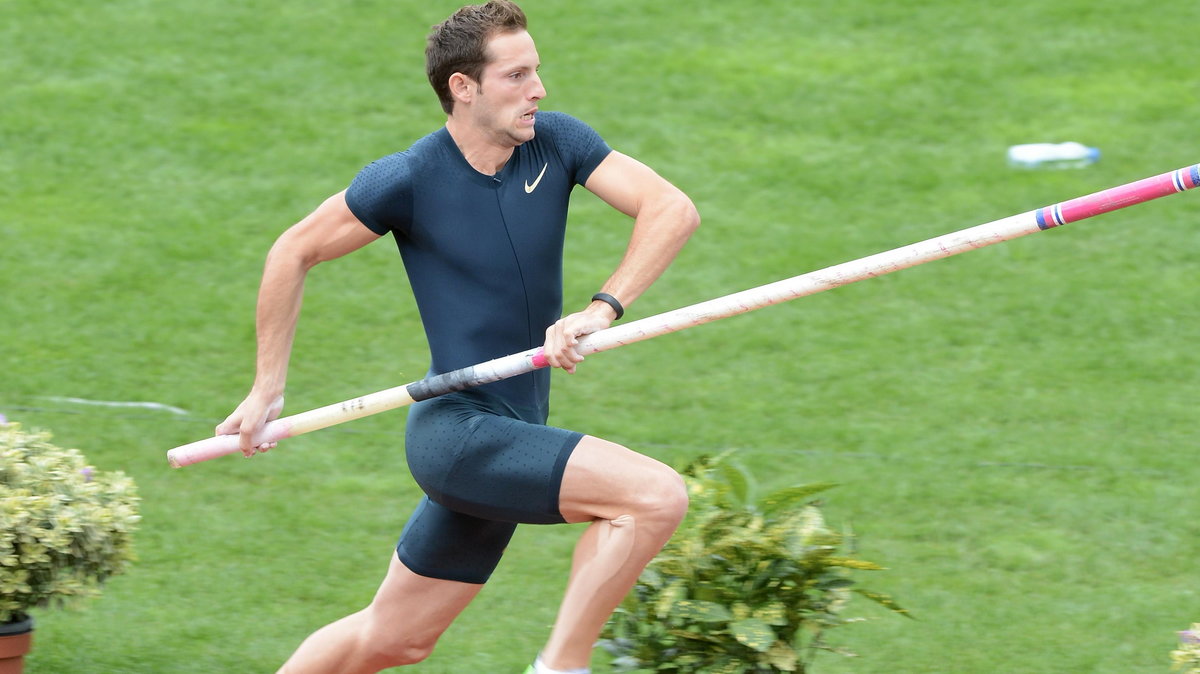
0;617;34;674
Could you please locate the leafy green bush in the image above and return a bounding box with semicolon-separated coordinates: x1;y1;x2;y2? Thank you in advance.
0;423;140;623
1172;624;1200;673
600;454;909;673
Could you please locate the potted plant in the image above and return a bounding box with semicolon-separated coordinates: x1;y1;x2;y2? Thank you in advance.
0;422;140;672
1173;624;1200;673
600;453;910;673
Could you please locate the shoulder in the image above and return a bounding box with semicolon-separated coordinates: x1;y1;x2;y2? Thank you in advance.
535;111;599;143
346;130;447;234
362;127;453;168
352;150;412;191
533;112;611;182
345;151;413;232
352;129;445;185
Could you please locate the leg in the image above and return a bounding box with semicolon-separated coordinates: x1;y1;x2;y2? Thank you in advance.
278;552;483;674
279;495;513;673
537;436;689;670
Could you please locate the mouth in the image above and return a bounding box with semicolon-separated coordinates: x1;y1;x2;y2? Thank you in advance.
520;109;537;123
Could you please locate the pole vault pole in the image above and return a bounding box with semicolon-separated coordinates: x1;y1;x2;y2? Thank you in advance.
168;163;1200;467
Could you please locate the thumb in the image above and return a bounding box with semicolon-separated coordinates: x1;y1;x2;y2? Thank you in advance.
215;412;242;437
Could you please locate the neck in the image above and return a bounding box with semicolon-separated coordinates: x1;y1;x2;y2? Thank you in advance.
445;118;515;175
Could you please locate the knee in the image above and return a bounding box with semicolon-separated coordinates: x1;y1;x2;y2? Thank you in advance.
368;640;435;668
396;643;436;667
636;464;689;530
361;621;438;668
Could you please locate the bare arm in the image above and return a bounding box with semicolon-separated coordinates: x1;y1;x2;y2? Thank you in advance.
215;190;382;455
543;151;700;372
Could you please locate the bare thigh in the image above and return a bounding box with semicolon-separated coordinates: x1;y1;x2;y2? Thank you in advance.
557;435;684;524
367;553;485;643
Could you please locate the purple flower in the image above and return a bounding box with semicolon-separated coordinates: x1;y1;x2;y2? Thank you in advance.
1180;629;1200;646
81;467;94;482
0;413;7;425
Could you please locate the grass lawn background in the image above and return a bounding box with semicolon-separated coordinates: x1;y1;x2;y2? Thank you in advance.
2;0;1197;671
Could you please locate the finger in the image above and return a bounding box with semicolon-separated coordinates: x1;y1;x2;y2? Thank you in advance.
239;421;259;457
556;344;585;373
544;345;571;371
543;324;568;367
215;414;240;436
547;342;584;370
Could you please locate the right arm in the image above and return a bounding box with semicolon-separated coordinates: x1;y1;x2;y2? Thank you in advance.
215;190;382;456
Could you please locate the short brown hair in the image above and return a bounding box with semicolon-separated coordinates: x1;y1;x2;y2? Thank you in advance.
426;1;529;114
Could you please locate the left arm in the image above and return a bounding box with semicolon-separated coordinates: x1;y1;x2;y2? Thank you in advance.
543;151;701;372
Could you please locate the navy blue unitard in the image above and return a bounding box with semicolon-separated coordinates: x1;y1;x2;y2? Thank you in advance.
345;112;612;583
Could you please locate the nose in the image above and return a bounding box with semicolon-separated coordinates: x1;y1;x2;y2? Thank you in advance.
530;72;546;101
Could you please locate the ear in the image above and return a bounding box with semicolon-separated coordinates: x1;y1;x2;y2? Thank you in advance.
448;72;475;106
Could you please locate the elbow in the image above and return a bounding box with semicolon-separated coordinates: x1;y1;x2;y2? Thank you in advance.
266;231;322;274
670;189;701;239
684;197;701;236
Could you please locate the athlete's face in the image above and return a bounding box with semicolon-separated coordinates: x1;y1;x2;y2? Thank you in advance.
470;30;546;147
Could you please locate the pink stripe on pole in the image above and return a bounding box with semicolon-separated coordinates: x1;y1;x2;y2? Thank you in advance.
1056;171;1184;225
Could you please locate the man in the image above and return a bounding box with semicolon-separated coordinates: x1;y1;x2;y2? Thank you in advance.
216;2;699;672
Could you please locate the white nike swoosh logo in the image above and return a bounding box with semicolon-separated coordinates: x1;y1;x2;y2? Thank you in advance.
524;163;548;194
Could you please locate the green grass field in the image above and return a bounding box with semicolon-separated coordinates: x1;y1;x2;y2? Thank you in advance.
3;1;1198;672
